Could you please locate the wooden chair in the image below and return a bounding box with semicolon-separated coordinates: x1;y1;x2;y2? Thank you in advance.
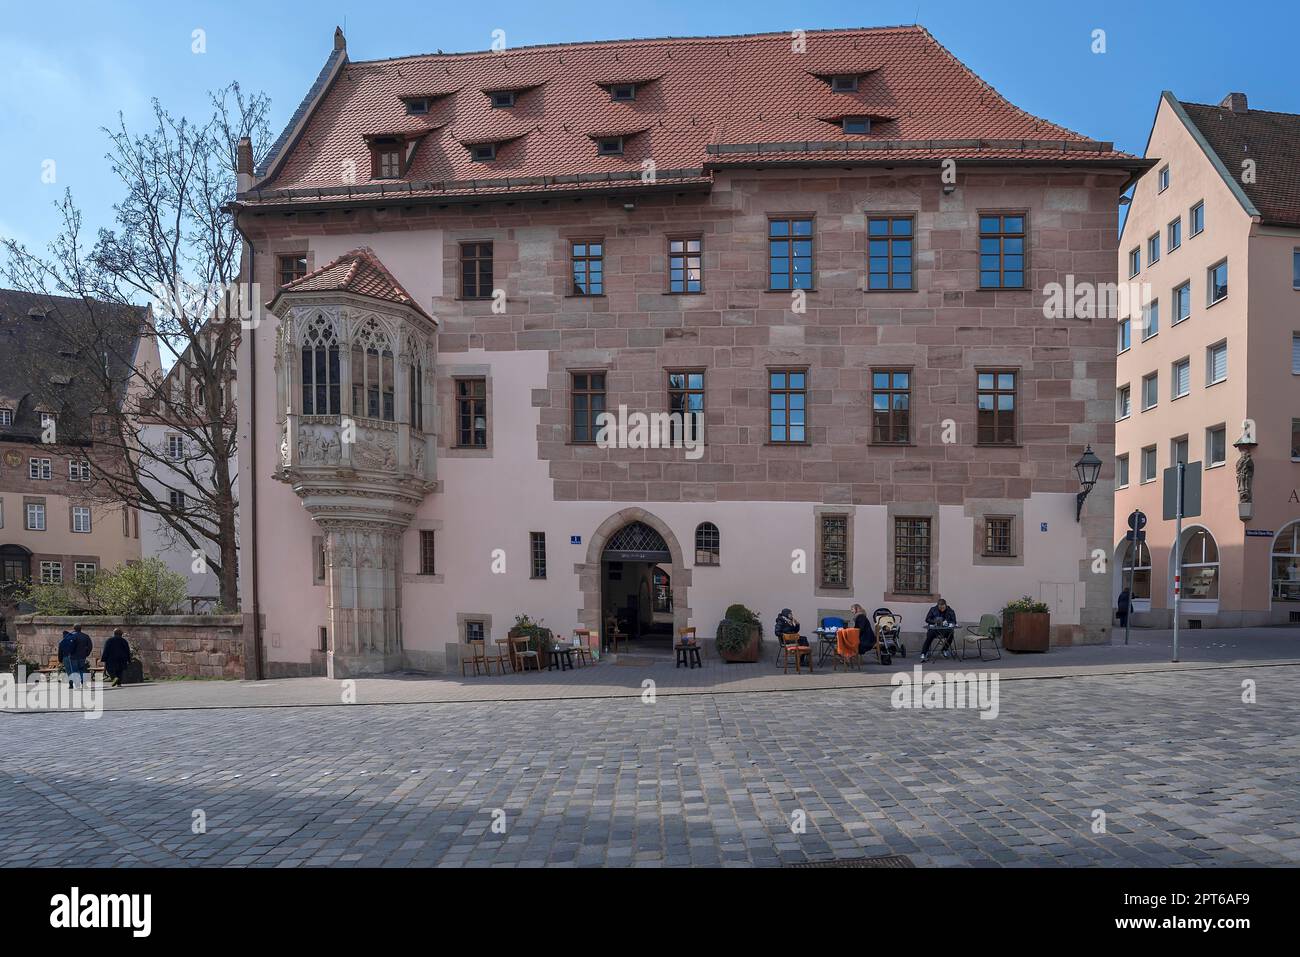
509;635;543;673
833;627;862;671
783;639;812;674
571;629;594;667
460;640;493;677
961;615;1003;661
484;638;510;674
775;631;802;668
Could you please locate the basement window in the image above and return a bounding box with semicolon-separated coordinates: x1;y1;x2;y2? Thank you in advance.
490;90;516;108
597;137;624;156
831;74;859;93
471;143;497;162
842;116;871;135
610;84;636;101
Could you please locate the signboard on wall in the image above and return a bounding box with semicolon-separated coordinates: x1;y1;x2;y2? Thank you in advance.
1246;529;1275;537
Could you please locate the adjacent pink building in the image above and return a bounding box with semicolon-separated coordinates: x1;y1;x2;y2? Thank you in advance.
234;26;1147;677
1115;91;1300;627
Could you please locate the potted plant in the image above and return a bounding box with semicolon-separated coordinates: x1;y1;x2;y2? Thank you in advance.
1001;596;1051;652
507;614;553;670
715;603;762;663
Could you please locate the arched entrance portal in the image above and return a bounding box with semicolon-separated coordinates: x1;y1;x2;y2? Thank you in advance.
580;508;690;652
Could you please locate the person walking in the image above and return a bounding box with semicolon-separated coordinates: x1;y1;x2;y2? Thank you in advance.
57;627;79;689
1116;588;1131;628
70;623;93;688
101;628;131;688
920;598;957;663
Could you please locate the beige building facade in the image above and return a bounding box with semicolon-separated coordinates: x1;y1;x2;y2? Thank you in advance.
1115;91;1300;626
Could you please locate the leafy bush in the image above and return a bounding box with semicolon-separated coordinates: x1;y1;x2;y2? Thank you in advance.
715;618;754;654
723;603;761;627
92;559;188;616
1002;595;1050;616
11;581;95;615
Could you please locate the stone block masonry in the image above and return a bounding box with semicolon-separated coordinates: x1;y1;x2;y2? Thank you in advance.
15;615;245;679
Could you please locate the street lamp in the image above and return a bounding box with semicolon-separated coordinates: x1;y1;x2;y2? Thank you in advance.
1074;445;1102;522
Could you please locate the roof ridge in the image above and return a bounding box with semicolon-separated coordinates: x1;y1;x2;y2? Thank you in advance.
1182;100;1300;120
349;25;926;66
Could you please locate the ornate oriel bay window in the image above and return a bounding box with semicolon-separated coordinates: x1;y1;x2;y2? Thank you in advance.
269;249;437;676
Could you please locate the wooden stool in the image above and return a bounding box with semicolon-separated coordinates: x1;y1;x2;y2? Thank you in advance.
675;644;702;669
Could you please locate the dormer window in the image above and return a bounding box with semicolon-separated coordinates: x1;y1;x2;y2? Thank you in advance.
831;74;859;93
368;136;406;179
842;116;871;135
490;90;516;108
405;97;430;115
471;143;497;162
597;137;624;156
610;83;636;101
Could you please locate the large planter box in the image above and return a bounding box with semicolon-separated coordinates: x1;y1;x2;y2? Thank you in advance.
1002;611;1050;652
717;623;761;663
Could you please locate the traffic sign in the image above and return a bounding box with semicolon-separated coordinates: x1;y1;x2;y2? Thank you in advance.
1163;461;1202;520
1127;509;1147;531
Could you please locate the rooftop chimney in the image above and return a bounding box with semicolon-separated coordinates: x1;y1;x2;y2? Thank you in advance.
236;136;254;193
1220;92;1248;113
334;26;346;52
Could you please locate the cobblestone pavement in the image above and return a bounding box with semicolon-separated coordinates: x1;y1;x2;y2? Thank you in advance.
2;666;1298;867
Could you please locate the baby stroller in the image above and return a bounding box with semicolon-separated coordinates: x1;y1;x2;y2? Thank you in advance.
871;608;906;662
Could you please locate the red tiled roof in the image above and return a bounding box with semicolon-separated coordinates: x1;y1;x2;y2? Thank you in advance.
1180;99;1300;228
246;26;1140;207
271;248;434;321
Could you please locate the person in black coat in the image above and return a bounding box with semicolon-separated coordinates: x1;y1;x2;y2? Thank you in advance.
850;603;876;653
920;598;957;662
101;628;131;687
1116;589;1131;628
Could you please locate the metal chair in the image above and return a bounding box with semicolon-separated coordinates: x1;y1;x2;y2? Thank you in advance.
962;615;1003;661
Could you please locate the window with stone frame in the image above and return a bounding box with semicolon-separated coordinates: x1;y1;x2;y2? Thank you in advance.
667;236;703;294
301;314;341;416
460;242;494;299
976;370;1017;445
667;370;705;445
419;530;436;575
768;217;814;290
979;213;1027;289
278;254;308;287
350;320;395;421
695;521;720;566
893;517;932;594
455;378;488;448
530;531;547;579
983;516;1014;557
571;240;604;295
768;369;807;443
40;560;62;584
819;514;849;588
464;619;486;642
867;216;914;290
871;369;911;443
570;372;606;444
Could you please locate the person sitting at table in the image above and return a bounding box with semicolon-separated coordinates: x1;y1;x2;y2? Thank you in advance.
920;597;957;663
774;608;808;646
850;603;877;653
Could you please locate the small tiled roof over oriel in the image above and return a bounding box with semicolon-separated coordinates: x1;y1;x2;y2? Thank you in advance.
268;248;435;322
242;25;1143;208
1179;94;1300;228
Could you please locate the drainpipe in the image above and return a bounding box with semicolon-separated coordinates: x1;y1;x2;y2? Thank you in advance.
233;140;263;678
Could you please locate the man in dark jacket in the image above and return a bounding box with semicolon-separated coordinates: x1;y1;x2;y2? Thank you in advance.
68;624;93;688
1116;589;1131;628
101;628;131;687
920;598;957;663
57;629;78;689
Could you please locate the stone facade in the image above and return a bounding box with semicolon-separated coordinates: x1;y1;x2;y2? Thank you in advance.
14;615;245;679
240;167;1123;654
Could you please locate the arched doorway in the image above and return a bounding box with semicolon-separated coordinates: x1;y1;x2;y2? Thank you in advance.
580;508;690;651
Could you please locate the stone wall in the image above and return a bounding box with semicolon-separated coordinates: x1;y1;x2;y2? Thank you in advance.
15;615;245;679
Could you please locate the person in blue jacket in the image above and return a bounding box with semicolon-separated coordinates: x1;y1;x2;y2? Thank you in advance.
920;598;957;663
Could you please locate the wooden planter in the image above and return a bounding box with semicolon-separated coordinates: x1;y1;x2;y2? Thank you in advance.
717;623;761;663
1002;611;1050;652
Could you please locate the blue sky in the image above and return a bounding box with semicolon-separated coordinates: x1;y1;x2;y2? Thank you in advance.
1;0;1296;252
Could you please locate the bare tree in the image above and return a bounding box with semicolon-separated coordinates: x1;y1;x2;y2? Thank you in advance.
1;84;271;609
